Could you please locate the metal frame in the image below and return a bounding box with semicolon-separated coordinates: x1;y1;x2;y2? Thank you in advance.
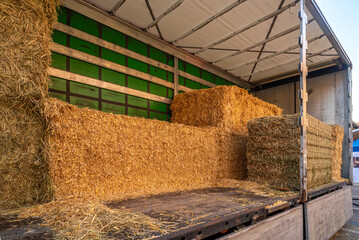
144;0;164;39
110;0;126;15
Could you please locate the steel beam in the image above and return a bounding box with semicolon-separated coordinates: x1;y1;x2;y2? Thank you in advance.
194;0;299;55
172;0;248;44
145;0;163;39
228;34;324;72
145;0;184;31
110;0;126;15
241;47;334;78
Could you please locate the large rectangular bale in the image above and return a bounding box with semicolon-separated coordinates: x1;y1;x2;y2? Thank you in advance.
0;102;52;209
42;98;244;201
331;125;344;181
247;114;333;189
170;86;282;134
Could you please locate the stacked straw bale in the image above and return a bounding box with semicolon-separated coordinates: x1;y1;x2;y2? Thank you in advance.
247;114;334;189
170;86;282;134
331;125;344;181
0;0;59;209
42;98;249;201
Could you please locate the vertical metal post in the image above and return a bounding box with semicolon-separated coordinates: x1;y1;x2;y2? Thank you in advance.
299;1;308;239
174;57;179;96
299;0;308;203
348;67;353;183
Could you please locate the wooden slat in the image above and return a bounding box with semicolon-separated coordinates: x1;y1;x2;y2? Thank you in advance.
50;42;176;89
307;186;353;240
218;206;303;240
178;85;193;93
60;0;253;89
54;22;174;73
179;70;217;88
49;68;173;104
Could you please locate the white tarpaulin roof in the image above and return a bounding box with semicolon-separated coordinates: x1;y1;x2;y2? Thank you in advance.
82;0;351;85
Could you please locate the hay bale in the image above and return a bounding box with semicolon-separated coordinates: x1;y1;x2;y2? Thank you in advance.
42;98;233;201
247;114;333;189
331;125;344;181
170;86;282;134
0;102;52;209
0;0;59;106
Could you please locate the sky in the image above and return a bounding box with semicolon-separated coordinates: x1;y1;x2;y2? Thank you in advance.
315;0;359;123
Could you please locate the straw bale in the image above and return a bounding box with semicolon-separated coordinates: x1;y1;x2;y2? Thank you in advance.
42;98;248;201
0;102;52;209
247;114;334;189
0;0;59;106
170;86;282;134
331;125;344;181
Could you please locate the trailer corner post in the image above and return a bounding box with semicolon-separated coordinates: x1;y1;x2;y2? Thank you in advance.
348;67;353;184
299;0;309;238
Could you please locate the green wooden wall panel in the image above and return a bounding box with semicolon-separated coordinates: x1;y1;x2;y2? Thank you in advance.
57;6;67;24
149;66;167;81
179;76;185;86
150;112;167;121
102;89;125;104
149;46;167;64
101;25;126;47
52;53;67;71
69;58;99;79
70;37;99;57
186;79;201;90
178;59;185;71
168;89;174;99
70;96;99;110
70;82;99;98
128;58;147;73
70;11;99;37
185;63;201;78
168;72;174;82
149;101;167;112
149;83;167;98
201;70;214;83
127;76;148;92
102;102;125;114
50;76;67;91
101;68;126;86
128;107;147;118
102;48;125;66
127;36;147;56
128;95;148;108
50;92;67;101
52;30;67;46
215;76;226;85
201;85;210;89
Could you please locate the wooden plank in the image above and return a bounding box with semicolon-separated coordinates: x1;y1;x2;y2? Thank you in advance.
178;70;217;88
178;85;193;93
49;68;173;104
50;42;175;89
307;186;353;240
174;57;179;96
218;206;303;240
60;0;253;89
54;22;174;73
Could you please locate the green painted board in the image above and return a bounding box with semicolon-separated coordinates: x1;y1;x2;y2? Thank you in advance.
201;70;214;83
186;79;201;90
215;76;226;85
128;58;147;73
179;76;185;86
127;36;147;56
102;102;125;114
102;89;125;104
178;59;185;71
168;72;174;82
168;89;174;99
150;111;167;121
70;37;99;57
102;25;126;47
70;96;99;110
70;11;99;37
201;85;210;89
70;82;99;98
52;30;67;46
149;83;167;98
149;66;167;81
127;76;148;92
149;100;167;112
57;6;67;24
128;95;148;108
50;92;67;102
69;58;99;79
102;48;125;66
51;53;67;71
50;76;66;91
128;107;147;118
101;68;126;86
149;46;167;64
185;63;201;78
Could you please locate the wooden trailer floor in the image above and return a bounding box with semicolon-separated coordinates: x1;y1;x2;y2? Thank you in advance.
331;184;359;240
